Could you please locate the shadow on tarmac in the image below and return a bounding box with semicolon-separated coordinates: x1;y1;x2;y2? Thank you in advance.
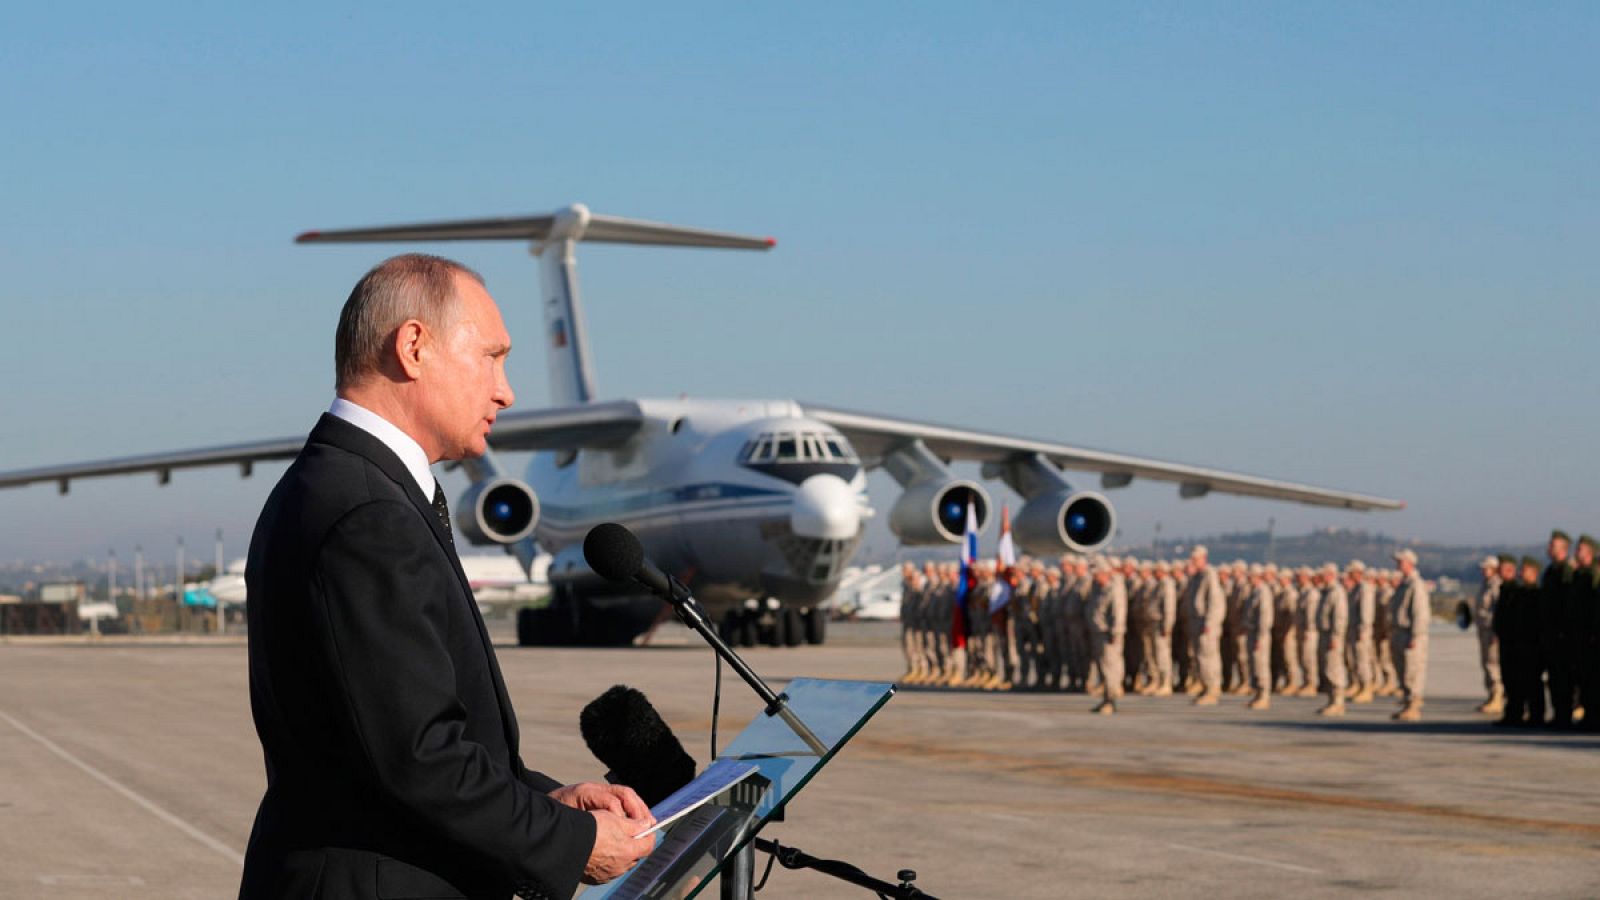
1234;717;1600;750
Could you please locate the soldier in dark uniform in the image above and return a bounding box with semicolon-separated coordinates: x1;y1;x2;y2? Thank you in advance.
1569;535;1599;729
1495;556;1544;728
1540;530;1577;728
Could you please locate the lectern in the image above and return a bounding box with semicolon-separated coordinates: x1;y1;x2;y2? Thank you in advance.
578;678;897;900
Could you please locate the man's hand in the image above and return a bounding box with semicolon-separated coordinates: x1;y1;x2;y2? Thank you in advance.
551;782;653;824
580;810;657;885
551;784;656;885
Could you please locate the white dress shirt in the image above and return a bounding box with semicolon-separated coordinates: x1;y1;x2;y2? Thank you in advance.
327;398;436;498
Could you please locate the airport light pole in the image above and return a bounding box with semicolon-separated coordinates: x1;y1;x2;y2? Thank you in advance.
214;528;225;634
134;544;144;605
97;548;115;638
176;537;185;609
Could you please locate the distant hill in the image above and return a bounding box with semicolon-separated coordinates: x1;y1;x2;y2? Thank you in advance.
874;527;1539;584
1150;528;1536;581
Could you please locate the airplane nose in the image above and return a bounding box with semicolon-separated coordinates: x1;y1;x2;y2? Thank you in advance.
790;474;861;540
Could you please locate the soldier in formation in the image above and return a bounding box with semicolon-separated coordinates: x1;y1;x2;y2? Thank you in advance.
1315;563;1349;717
1473;554;1504;715
1344;561;1378;704
1242;564;1275;710
894;546;1443;723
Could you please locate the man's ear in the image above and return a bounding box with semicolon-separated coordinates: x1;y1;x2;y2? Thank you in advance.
393;319;427;380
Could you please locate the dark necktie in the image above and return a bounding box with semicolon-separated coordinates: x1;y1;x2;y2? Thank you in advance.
431;481;454;544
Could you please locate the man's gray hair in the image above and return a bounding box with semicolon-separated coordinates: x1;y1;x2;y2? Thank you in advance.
334;254;484;389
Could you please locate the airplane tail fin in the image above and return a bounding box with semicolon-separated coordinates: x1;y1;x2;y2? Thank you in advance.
297;204;774;406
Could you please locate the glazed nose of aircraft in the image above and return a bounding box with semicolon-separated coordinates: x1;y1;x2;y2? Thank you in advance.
790;474;861;540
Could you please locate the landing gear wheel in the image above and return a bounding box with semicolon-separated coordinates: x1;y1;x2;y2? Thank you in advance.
736;610;759;648
719;610;740;645
516;599;575;646
765;611;785;647
782;608;804;647
803;608;826;645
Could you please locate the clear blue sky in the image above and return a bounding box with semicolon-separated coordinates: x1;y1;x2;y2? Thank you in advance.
2;3;1596;564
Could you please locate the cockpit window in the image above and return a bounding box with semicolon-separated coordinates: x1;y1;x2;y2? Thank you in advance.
740;431;860;465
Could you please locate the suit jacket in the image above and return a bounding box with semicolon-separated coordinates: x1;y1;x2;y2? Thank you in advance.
239;414;595;900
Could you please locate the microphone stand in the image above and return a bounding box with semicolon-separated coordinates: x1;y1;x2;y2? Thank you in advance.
653;573;827;757
643;572;930;899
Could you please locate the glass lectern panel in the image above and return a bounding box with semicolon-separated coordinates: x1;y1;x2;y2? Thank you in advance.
579;678;895;900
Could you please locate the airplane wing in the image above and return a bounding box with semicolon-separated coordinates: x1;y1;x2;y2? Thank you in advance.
0;437;306;494
479;400;644;451
802;403;1404;512
0;401;645;494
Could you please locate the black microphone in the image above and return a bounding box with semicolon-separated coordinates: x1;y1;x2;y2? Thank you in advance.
583;522;679;600
579;685;697;808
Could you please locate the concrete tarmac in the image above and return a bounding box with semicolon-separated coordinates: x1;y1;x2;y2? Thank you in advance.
1;623;1597;898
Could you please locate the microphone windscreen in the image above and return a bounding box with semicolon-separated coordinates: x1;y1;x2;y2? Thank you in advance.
580;685;697;807
584;523;644;583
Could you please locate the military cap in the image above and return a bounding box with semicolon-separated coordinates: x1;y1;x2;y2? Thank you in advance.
1497;553;1517;566
1248;563;1264;575
1297;566;1314;577
1551;529;1571;543
1520;555;1542;570
1321;562;1338;575
1191;545;1209;556
1264;563;1279;574
1479;555;1498;569
1347;560;1367;573
1579;535;1597;552
1156;560;1172;573
1392;548;1418;564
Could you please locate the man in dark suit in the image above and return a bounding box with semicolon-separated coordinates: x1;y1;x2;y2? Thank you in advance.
240;255;654;899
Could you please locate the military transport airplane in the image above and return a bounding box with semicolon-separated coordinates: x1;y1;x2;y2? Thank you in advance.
0;204;1403;646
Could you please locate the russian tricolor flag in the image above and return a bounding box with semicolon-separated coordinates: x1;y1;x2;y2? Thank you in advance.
952;501;979;648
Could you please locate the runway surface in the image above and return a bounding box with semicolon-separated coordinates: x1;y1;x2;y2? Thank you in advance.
2;622;1597;898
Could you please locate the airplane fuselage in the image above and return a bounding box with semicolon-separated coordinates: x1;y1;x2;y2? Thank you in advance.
525;397;871;617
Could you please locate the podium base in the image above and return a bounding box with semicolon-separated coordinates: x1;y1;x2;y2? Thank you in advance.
719;841;754;900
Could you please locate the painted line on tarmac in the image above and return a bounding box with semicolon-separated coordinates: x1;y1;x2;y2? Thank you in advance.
0;709;245;866
1165;842;1323;875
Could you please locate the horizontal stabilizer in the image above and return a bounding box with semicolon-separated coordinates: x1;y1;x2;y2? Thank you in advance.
296;203;775;251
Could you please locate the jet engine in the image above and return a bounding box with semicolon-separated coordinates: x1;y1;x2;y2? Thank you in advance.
456;477;540;545
1013;489;1116;555
889;479;990;545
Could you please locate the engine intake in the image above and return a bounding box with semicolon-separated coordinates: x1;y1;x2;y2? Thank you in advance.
889;480;990;545
1014;490;1116;554
457;478;540;545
